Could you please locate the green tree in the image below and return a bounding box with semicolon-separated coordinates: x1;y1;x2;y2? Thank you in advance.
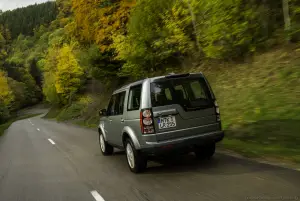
114;0;194;77
42;46;60;104
43;72;60;105
196;0;262;59
0;71;14;123
0;32;7;67
0;26;10;67
4;33;42;106
0;71;14;106
290;0;300;41
7;78;26;110
0;2;58;39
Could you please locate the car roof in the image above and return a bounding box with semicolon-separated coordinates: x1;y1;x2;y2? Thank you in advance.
113;79;145;94
112;72;204;94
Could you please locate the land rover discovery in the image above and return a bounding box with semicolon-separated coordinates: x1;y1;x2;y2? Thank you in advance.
98;73;224;173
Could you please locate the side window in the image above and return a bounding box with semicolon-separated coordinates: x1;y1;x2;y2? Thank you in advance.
151;82;171;106
165;88;172;101
114;92;126;115
128;85;142;111
106;95;117;116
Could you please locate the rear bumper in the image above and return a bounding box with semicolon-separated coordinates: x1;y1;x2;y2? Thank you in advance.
140;131;224;155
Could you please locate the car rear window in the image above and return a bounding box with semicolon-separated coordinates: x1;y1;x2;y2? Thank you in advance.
151;77;214;110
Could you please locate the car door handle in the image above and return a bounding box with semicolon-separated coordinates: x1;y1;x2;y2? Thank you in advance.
120;119;125;123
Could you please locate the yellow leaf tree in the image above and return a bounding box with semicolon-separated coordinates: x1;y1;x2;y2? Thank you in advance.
0;71;15;122
55;44;84;104
0;71;15;106
72;0;136;52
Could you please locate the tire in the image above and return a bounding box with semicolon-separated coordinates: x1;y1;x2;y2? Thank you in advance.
99;133;113;156
194;143;216;160
125;138;147;173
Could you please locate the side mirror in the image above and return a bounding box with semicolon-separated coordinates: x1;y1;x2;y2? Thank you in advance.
99;109;107;116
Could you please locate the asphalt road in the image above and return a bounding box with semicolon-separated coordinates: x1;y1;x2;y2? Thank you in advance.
0;115;300;201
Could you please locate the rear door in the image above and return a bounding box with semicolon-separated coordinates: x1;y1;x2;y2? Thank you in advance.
108;91;126;146
104;95;117;143
151;74;219;141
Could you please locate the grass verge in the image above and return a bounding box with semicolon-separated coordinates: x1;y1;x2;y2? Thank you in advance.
195;47;300;163
0;113;42;136
43;107;62;119
43;94;108;128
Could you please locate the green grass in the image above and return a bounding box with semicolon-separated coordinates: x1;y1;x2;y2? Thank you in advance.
191;47;300;163
0;113;42;136
43;93;108;128
43;107;62;119
221;138;300;163
74;114;100;128
56;103;87;121
74;118;99;128
43;104;88;122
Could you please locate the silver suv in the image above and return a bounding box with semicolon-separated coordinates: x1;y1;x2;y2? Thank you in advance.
98;73;224;173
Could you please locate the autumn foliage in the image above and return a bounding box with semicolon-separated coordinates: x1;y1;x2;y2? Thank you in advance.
72;0;136;52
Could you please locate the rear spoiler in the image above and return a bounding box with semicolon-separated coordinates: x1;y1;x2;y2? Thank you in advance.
165;73;190;79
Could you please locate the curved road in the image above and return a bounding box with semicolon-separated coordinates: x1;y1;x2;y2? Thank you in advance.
0;114;300;201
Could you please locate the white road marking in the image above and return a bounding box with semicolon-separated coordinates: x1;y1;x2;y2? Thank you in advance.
90;190;105;201
37;128;40;131
28;119;35;126
48;139;56;145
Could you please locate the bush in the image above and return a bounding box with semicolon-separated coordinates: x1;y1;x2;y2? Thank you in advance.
56;103;86;121
0;101;10;124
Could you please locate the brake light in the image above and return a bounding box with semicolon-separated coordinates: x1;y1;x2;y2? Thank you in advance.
214;101;220;121
140;109;155;134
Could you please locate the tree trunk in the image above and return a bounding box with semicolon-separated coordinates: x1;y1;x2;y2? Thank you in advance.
282;0;291;32
186;0;202;55
68;91;74;106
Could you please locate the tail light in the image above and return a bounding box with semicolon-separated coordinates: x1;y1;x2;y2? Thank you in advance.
140;109;155;134
214;101;221;121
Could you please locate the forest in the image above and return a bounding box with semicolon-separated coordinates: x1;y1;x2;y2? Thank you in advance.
1;0;300;159
1;0;299;106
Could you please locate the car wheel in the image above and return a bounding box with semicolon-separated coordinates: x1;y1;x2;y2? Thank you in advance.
125;139;147;173
194;143;216;160
99;133;113;155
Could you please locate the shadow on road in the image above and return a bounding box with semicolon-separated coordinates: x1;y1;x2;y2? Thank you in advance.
104;150;298;176
145;153;288;175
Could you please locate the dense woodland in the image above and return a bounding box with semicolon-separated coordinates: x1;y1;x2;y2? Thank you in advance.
0;1;58;39
0;0;300;123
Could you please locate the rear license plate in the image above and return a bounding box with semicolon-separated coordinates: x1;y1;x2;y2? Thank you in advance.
158;116;176;129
